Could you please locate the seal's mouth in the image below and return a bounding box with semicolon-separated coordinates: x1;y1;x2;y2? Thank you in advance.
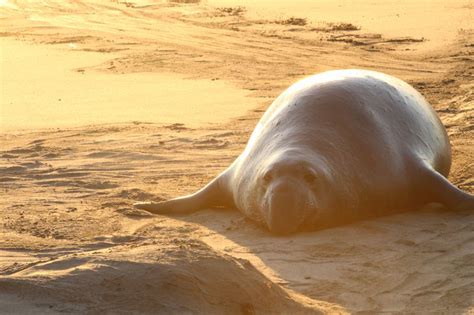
299;210;320;231
266;207;319;235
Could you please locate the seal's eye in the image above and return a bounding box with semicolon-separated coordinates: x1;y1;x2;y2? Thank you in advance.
303;172;316;184
263;172;272;184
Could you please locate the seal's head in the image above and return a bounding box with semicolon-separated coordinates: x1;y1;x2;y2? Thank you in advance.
258;151;327;235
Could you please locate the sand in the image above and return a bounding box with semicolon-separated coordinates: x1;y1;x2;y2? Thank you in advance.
207;0;473;52
1;39;259;131
1;0;473;313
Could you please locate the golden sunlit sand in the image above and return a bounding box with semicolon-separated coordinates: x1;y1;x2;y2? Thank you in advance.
1;0;473;313
1;39;259;131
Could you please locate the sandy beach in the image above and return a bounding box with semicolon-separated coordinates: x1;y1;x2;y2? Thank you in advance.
1;0;473;313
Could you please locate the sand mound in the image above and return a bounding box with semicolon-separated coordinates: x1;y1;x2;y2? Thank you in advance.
0;238;330;314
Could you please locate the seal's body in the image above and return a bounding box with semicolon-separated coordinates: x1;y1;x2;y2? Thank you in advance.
136;70;474;234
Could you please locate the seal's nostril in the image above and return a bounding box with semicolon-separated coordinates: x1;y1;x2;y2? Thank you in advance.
303;171;317;184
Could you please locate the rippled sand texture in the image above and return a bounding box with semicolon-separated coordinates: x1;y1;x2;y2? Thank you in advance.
1;0;473;313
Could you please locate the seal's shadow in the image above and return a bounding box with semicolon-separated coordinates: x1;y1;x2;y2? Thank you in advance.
176;207;474;313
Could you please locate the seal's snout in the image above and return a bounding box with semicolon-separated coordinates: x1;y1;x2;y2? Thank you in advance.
264;179;311;235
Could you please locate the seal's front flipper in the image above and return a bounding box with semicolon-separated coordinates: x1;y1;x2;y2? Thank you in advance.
425;169;474;211
134;201;177;214
134;172;234;215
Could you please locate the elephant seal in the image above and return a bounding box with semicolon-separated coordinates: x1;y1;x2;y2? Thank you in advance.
135;69;474;234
